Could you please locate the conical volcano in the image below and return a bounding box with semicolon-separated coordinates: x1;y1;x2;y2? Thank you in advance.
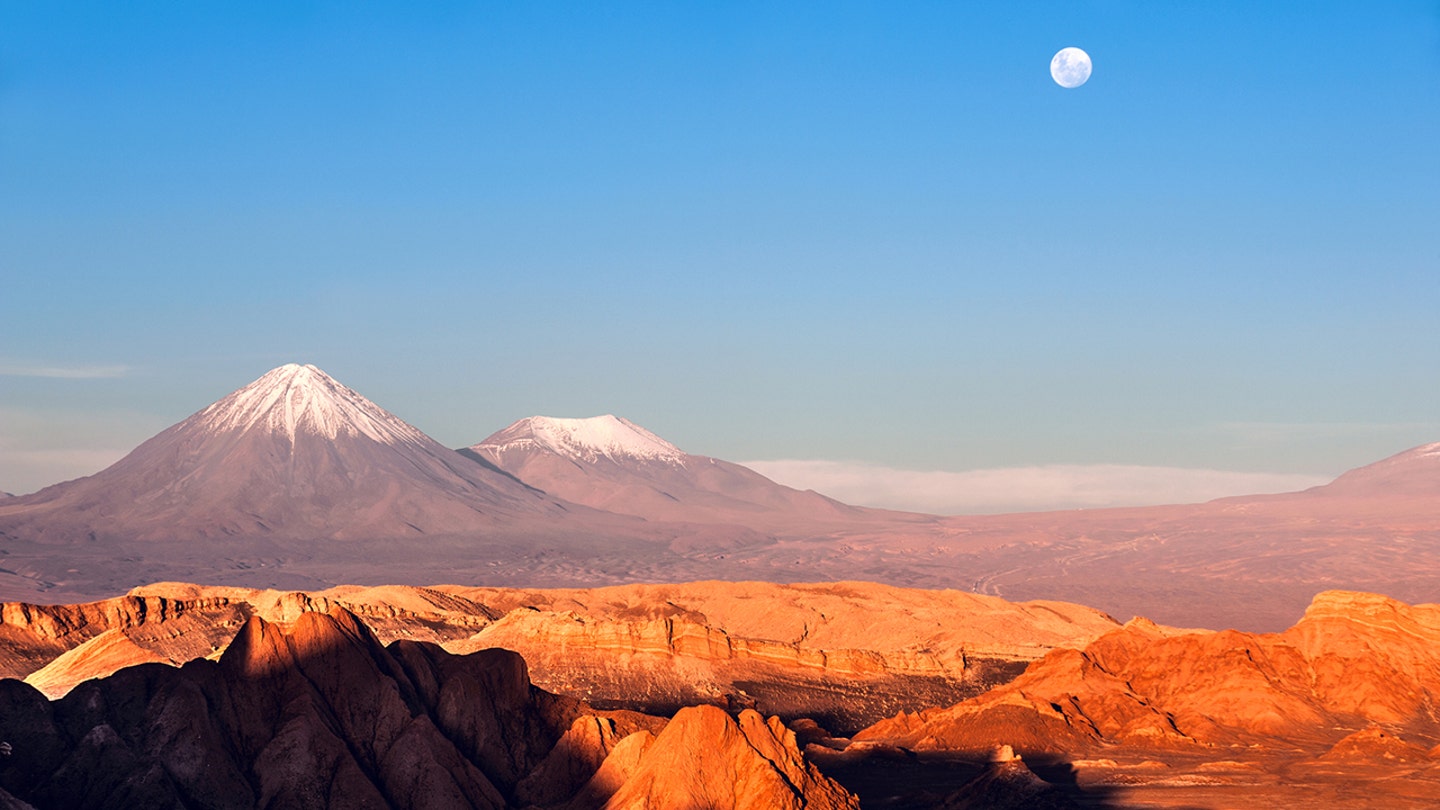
0;364;576;544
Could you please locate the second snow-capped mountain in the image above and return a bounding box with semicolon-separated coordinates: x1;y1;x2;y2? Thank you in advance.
466;414;879;530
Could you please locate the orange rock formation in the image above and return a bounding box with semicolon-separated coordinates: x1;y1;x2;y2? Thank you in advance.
0;604;857;809
856;590;1440;755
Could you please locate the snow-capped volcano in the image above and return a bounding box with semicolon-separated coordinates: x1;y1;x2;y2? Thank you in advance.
479;415;686;465
467;415;882;530
193;363;431;446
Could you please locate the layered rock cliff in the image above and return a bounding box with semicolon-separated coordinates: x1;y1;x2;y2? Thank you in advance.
2;580;1118;731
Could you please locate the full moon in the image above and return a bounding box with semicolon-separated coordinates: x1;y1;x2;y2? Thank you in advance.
1050;47;1092;88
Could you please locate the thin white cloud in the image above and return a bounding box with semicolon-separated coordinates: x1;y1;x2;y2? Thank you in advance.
741;459;1332;515
1207;420;1440;442
0;362;131;379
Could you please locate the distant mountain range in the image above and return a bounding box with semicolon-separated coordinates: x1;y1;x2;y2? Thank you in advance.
1;363;1436;631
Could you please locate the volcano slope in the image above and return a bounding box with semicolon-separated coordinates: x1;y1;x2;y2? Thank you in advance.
839;590;1440;809
0;580;1119;734
0;602;859;810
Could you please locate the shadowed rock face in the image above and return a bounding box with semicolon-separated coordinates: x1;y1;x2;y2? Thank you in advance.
0;604;857;810
0;606;570;808
855;590;1440;756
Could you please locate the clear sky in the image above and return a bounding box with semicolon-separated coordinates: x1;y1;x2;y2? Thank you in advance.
2;2;1438;508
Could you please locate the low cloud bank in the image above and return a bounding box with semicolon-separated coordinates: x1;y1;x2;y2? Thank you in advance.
742;459;1331;515
0;362;130;379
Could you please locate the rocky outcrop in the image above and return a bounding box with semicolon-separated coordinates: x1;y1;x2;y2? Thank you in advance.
598;705;859;810
939;747;1081;810
0;606;555;808
0;603;856;809
1317;728;1435;765
854;591;1440;756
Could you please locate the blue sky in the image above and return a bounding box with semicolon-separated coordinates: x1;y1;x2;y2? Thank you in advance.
2;2;1438;506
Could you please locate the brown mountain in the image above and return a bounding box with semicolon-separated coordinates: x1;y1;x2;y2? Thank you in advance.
0;602;858;809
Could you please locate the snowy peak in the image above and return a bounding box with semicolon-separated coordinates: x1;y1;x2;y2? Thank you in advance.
189;363;432;446
476;415;686;464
